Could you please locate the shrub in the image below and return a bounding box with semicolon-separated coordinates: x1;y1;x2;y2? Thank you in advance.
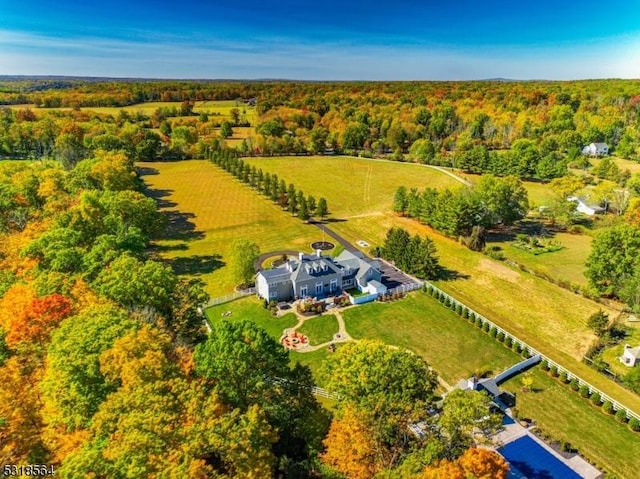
559;372;568;384
489;327;497;338
483;322;490;332
462;308;469;319
505;337;513;348
445;297;451;307
602;401;614;415
579;385;590;398
540;360;549;371
497;331;505;342
590;392;602;406
629;417;640;432
550;366;559;377
455;304;463;315
569;378;580;391
513;342;522;353
475;317;483;328
468;312;476;323
616;408;628;423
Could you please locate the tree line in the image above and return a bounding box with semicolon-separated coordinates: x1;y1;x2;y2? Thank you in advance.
3;78;640;174
209;147;329;222
393;175;529;243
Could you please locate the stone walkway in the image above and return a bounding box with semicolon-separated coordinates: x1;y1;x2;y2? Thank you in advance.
280;307;354;352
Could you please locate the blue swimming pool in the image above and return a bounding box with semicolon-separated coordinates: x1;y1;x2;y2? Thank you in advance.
498;435;582;479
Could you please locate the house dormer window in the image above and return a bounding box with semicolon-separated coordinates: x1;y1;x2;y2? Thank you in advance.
322;263;328;272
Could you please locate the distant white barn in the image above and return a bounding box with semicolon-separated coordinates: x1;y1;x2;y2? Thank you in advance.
567;196;605;216
582;142;609;156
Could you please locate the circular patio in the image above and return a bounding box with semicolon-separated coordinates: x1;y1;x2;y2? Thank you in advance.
311;241;335;251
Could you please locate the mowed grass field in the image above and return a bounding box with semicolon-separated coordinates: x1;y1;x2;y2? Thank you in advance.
342;293;519;386
331;215;640;413
245;156;462;218
138;159;319;296
494;232;592;286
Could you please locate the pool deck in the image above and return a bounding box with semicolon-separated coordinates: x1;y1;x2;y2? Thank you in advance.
492;412;603;479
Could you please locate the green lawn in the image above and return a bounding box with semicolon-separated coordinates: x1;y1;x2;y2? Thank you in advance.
138;159;320;296
343;293;519;386
205;297;297;340
502;370;640;478
495;231;592;286
297;315;339;345
245;156;461;219
329;215;640;414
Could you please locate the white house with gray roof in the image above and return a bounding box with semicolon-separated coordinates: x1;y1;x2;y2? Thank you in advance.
582;142;609;156
256;250;385;302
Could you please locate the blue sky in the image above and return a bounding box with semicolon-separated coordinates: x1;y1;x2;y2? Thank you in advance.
0;0;639;80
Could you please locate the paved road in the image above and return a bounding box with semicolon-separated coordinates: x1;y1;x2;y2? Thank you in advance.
310;220;363;255
254;250;298;271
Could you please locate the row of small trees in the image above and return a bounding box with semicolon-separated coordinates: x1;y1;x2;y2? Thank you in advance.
540;360;640;432
209;148;328;221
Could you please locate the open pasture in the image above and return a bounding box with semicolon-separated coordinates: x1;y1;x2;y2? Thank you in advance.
138;159;318;296
245;156;462;218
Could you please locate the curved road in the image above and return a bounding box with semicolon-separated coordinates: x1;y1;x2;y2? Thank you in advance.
254;250;298;271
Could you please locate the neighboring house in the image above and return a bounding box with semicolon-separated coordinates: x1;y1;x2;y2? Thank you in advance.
582;142;609;156
567;196;605;216
256;250;384;302
620;344;640;367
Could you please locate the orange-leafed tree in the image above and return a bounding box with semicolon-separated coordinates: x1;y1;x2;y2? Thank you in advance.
321;406;381;479
5;292;72;348
458;447;509;478
0;356;48;464
422;447;509;479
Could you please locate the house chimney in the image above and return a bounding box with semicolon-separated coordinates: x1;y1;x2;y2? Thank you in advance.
299;252;304;261
467;376;477;390
316;249;322;257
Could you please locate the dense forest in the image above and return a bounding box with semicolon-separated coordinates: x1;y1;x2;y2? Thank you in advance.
2;78;640;178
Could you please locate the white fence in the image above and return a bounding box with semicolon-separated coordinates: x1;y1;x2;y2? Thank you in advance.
423;280;640;422
206;287;256;307
386;281;423;296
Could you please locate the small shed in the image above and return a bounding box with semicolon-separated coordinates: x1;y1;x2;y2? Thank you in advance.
620;344;640;367
366;280;387;295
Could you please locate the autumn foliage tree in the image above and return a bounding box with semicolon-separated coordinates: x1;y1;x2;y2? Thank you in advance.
321;406;381;479
421;447;509;479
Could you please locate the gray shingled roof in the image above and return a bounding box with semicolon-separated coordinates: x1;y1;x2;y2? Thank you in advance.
291;256;341;283
258;267;291;281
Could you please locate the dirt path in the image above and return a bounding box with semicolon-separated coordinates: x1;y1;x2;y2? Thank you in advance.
280;308;354;352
